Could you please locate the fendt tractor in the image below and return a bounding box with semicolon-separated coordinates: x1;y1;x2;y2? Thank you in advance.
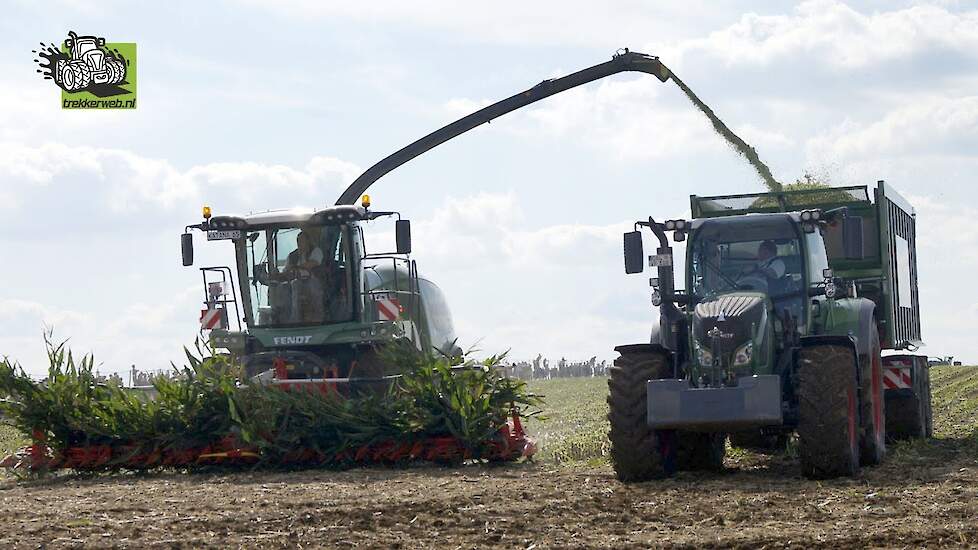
180;197;461;392
610;182;931;480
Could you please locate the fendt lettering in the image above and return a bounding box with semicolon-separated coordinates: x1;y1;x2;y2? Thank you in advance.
272;336;314;346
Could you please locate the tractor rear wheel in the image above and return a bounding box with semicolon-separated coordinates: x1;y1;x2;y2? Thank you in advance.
798;343;860;479
607;348;671;482
859;327;886;465
677;431;726;471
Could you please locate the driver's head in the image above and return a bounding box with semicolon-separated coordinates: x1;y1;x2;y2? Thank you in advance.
758;240;777;261
297;231;310;250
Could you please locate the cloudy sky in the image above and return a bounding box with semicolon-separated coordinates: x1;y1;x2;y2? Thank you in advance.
1;0;976;376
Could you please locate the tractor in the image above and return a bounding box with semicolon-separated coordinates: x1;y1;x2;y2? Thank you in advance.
610;182;929;480
180;197;461;393
55;31;126;92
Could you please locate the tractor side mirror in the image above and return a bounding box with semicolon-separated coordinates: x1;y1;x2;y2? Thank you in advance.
623;231;644;274
97;38;105;46
181;233;194;266
395;219;412;254
843;216;865;260
64;39;73;48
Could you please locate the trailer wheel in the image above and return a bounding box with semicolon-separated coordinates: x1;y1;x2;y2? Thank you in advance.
885;392;925;440
859;327;886;465
798;344;860;479
677;431;726;471
607;349;671;482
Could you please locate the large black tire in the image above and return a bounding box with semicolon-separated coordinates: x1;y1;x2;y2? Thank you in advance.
349;347;396;397
798;344;860;479
607;349;671;482
885;393;925;440
859;327;886;465
677;431;726;471
60;61;91;91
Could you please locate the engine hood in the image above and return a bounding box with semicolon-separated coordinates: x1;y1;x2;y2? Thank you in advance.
692;293;767;350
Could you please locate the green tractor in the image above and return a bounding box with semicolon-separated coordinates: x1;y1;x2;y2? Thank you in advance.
610;182;926;480
180;197;461;393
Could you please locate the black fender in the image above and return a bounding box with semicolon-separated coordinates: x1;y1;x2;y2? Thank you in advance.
614;343;673;357
853;298;878;358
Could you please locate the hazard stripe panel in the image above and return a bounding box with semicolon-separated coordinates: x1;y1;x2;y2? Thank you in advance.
376;299;400;321
883;367;912;390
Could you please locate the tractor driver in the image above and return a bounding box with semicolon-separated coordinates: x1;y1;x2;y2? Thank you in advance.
737;240;786;292
283;231;326;322
284;231;324;277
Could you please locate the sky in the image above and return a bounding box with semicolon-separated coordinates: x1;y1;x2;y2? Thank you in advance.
1;0;976;376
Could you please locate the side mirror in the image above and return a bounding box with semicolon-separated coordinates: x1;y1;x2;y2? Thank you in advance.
395;219;412;254
623;231;644;274
842;216;865;259
181;233;194;266
97;38;106;46
64;39;73;48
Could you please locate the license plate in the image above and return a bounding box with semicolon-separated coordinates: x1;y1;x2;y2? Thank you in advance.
649;254;673;267
207;230;242;241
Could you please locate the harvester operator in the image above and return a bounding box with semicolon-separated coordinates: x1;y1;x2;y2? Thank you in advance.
284;231;324;276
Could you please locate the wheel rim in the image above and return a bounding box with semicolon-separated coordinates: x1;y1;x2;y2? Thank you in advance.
62;68;74;89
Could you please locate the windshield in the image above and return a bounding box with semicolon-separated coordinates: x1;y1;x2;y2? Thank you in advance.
689;216;804;299
244;225;353;326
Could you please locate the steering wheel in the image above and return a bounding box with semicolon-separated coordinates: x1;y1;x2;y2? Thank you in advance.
736;274;769;292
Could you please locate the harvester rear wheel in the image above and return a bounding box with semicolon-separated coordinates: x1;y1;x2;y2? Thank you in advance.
798;343;860;479
607;348;671;482
677;431;726;471
859;327;886;465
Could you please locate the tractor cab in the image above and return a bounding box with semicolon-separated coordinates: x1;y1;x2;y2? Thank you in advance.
181;197;458;385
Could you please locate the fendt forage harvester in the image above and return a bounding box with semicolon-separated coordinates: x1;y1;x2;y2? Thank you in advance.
181;196;462;393
610;182;930;480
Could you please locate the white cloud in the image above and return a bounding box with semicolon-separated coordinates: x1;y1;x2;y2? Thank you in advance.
806;95;978;161
0;142;361;215
658;1;978;70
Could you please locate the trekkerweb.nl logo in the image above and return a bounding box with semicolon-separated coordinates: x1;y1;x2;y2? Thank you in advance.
33;31;137;109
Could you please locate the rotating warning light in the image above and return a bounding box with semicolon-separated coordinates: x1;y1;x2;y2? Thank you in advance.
202;206;212;219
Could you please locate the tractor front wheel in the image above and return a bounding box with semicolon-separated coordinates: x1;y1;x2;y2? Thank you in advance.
607;348;672;482
798;343;861;479
60;61;91;92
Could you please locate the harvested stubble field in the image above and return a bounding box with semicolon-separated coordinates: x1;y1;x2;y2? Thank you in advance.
1;367;977;549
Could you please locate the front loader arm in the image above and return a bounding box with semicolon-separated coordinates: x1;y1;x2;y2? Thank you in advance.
335;49;672;205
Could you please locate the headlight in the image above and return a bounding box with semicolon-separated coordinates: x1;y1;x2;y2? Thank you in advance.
733;341;753;367
696;344;713;367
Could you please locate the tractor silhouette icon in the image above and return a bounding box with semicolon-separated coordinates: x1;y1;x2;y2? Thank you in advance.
53;31;127;91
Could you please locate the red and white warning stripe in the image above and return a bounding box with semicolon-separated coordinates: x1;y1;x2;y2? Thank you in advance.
200;308;225;330
376;298;401;322
883;366;912;390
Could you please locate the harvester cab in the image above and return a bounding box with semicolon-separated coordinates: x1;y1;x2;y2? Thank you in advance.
610;182;929;481
181;196;460;392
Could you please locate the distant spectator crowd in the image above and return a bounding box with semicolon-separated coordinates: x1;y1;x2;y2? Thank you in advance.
501;355;609;380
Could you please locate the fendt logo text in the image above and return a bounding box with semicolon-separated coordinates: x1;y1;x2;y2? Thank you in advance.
34;31;137;109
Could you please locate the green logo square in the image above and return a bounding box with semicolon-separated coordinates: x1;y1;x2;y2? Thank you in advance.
56;40;137;109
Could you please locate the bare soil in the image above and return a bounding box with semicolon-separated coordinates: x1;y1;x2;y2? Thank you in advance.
0;438;975;549
2;368;977;549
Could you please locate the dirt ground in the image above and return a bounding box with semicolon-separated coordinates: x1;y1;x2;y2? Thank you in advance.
2;368;977;549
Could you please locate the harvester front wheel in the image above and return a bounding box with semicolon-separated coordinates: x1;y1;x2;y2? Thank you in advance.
798;343;860;479
607;348;671;482
859;326;886;465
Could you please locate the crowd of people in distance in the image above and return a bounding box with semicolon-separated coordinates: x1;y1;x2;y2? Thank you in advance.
501;355;609;380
